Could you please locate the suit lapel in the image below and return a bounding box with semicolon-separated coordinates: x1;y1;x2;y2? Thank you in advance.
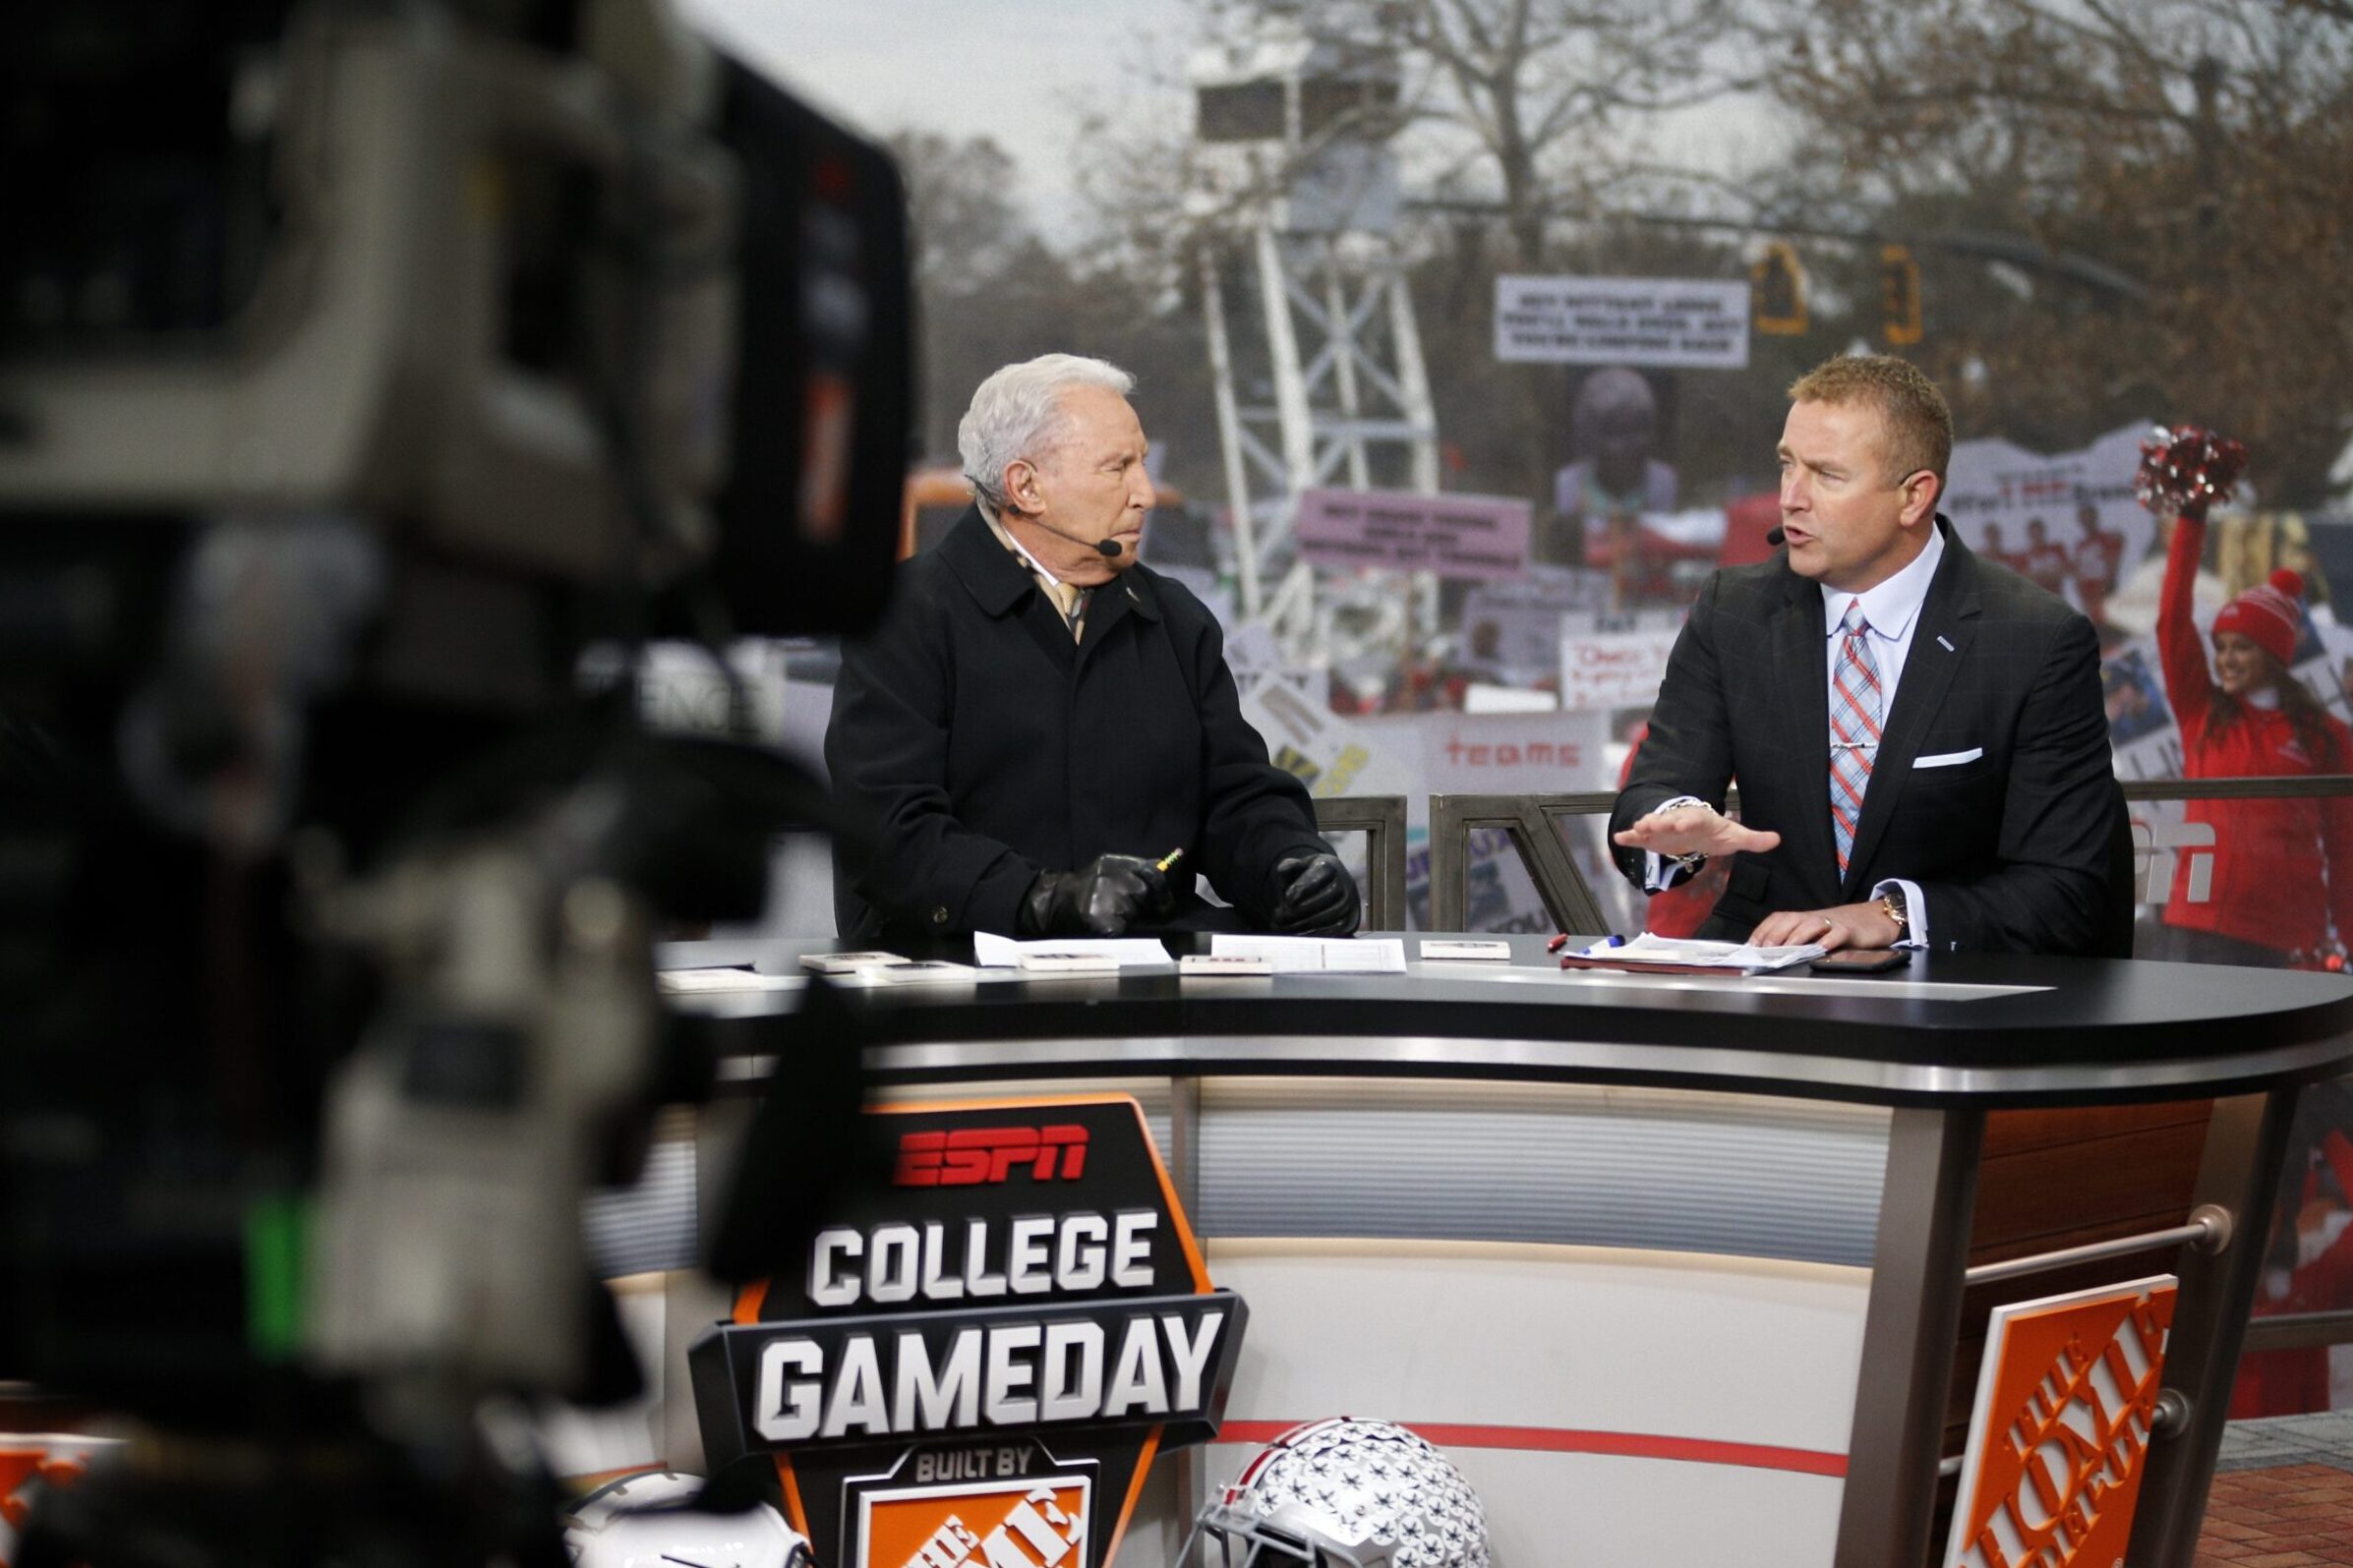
1073;569;1162;672
1771;572;1840;887
1843;521;1981;896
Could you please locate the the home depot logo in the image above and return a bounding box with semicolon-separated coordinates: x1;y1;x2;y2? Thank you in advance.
1943;1277;2176;1568
859;1476;1088;1568
894;1126;1088;1187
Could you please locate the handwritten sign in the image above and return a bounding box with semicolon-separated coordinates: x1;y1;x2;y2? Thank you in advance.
1558;612;1681;713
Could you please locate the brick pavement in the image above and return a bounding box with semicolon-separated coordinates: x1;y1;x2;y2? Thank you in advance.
2196;1464;2353;1563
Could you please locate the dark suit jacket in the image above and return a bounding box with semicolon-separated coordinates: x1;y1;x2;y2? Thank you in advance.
827;507;1331;942
1609;519;2120;954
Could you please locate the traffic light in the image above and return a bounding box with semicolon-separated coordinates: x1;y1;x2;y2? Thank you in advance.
1881;244;1922;346
1752;241;1805;335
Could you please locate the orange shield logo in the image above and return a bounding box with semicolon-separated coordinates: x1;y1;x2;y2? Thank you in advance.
859;1477;1090;1568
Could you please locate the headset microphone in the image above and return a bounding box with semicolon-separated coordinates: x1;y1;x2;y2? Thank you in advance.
1766;525;1787;548
1016;508;1126;557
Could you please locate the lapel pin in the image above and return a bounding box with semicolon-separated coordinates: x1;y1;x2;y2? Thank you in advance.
1936;634;1955;652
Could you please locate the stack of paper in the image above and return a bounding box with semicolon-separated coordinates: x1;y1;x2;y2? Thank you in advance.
1558;934;1827;974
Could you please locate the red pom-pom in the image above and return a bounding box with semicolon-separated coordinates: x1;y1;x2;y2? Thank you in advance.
2135;425;2250;520
2270;568;2305;602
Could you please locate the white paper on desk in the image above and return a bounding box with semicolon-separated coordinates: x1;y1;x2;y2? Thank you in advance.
1209;935;1408;973
658;967;805;993
1575;933;1826;972
971;933;1174;968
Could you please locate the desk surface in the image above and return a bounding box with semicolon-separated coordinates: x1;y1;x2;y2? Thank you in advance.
661;934;2353;1108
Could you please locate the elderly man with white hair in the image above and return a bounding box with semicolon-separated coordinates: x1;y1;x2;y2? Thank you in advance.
826;354;1357;942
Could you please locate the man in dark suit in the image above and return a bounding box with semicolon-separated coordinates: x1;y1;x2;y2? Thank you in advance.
827;354;1355;943
1610;356;2119;955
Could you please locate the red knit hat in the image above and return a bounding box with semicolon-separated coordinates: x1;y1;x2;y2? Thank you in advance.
2212;568;2304;668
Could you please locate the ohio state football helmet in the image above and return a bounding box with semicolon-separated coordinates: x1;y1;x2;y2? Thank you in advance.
1182;1418;1492;1568
563;1470;812;1568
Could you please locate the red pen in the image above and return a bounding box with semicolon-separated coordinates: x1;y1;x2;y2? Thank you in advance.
1546;933;1569;952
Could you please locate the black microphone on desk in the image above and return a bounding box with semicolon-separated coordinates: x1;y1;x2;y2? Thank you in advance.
1767;525;1788;548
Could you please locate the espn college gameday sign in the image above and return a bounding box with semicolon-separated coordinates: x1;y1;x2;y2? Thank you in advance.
692;1096;1247;1568
1941;1275;2177;1568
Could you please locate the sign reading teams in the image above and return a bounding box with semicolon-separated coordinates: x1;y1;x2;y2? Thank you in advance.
1495;276;1751;369
692;1096;1247;1568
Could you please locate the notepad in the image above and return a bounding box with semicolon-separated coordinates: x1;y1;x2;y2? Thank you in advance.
971;933;1173;968
1207;935;1407;973
798;950;912;975
659;967;804;993
1419;939;1513;960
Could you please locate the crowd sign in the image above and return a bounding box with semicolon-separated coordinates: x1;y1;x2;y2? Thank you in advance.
1943;423;2156;608
692;1096;1246;1568
1294;488;1531;579
1457;566;1613;684
1495;276;1750;369
1558;610;1682;714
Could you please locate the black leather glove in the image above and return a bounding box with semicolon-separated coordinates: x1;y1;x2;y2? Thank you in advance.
1019;854;1174;936
1271;851;1360;935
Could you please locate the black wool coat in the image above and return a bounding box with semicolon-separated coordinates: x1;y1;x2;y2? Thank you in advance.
827;507;1332;941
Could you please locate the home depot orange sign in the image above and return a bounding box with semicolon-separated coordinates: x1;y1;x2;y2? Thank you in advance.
1942;1275;2177;1568
862;1477;1088;1568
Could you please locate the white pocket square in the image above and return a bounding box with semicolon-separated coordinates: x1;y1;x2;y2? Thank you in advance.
1915;746;1984;769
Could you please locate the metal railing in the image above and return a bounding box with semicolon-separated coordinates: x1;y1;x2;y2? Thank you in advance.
1312;793;1406;932
1428;777;2353;941
1427;788;1642;934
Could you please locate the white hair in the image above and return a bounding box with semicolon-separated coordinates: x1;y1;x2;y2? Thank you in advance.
957;354;1136;509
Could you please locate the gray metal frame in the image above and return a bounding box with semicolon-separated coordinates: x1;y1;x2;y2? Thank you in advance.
2129;1089;2304;1566
1836;1106;1985;1568
1426;792;1614;934
829;1029;2353;1107
1311;794;1407;931
2121;775;2353;800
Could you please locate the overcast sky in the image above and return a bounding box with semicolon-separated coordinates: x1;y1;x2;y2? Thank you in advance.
676;0;1193;234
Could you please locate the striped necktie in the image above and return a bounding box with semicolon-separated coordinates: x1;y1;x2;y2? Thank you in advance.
1829;598;1883;876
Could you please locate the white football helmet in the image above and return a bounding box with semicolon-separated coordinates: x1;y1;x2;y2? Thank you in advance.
1182;1418;1492;1568
563;1470;813;1568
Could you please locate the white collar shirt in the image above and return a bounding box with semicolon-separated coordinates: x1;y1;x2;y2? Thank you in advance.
1817;522;1945;946
1820;521;1945;717
979;502;1067;586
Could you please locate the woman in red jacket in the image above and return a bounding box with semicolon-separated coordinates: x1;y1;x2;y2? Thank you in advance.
2154;511;2353;966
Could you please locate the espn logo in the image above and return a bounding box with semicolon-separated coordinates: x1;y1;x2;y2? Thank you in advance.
895;1126;1089;1187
